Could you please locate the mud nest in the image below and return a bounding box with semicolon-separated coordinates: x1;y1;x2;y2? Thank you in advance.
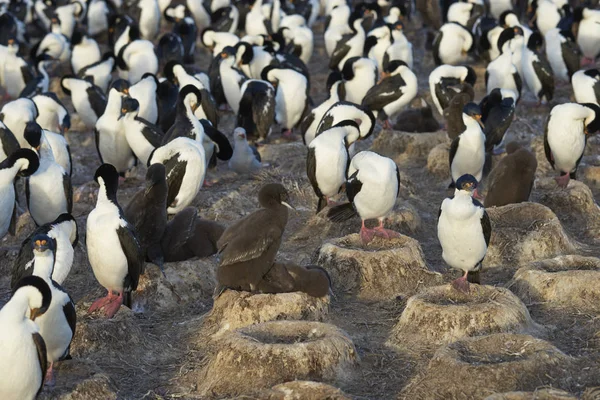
134;258;217;312
400;333;573;399
388;285;539;349
316;234;443;301
72;307;142;358
426;142;450;178
202;290;330;336
534;178;600;238
510;255;600;312
484;202;578;268
40;373;118;400
258;381;352;399
484;389;577;400
196;321;359;397
371;129;447;163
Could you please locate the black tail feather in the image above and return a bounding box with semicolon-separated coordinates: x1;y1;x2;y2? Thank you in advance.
123;290;132;309
467;270;480;284
316;197;327;213
326;202;357;222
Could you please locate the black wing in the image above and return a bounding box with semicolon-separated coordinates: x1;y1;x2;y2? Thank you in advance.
543;115;554;170
116;223;143;307
328;35;352;70
395;165;401;197
32;332;47;396
135;117;164;147
315;113;334;137
513;71;522;99
199;88;219;128
306;147;322;199
561;39;581;78
87;85;107;118
346;169;363;203
63;173;72;213
252;84;275;140
362;74;406;112
163;153;186;207
200;120;233;160
532;56;554;101
0;125;20;157
449;135;460;171
21;64;36;85
594;78;600;104
300;111;315;143
476;200;492;246
432;31;443;65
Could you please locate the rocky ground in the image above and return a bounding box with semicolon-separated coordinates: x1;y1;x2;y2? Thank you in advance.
1;14;600;400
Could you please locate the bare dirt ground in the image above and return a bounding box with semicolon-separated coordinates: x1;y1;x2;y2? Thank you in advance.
1;14;600;400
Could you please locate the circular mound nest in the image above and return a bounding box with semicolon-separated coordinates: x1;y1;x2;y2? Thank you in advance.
134;259;217;312
202;290;330;337
484;202;578;268
39;373;118;400
371;129;447;163
400;333;573;399
388;285;539;349
196;321;359;397
72;307;142;358
579;155;600;188
534;178;600;238
483;389;577;400
426;142;450;178
259;381;352;399
510;255;600;312
317;234;443;301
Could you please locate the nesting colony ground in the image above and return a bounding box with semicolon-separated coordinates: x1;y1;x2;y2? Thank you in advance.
1;15;600;400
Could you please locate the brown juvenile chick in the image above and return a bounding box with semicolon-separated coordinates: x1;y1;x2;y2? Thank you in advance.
484;142;537;208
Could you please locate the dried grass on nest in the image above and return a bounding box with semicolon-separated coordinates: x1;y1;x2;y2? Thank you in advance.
509;255;600;312
426;142;451;178
484;388;577;400
196;321;359;397
400;333;574;399
317;234;443;301
534;178;600;238
258;380;352;400
484;202;578;268
371;129;448;163
388;284;541;349
201;290;330;337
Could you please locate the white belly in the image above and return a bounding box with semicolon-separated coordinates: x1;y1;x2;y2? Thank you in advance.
547;123;585;173
28;166;68;226
314;145;347;197
86;209;129;292
34;287;72;362
0;184;15;238
0;323;42;400
438;209;487;272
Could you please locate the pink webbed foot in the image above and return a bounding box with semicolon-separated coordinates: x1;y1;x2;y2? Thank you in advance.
88;293;114;314
44;363;55;387
554;174;570;188
373;226;402;239
451;274;470;293
581;57;595;66
203;179;214;187
383;119;392;130
103;293;124;319
360;226;377;244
